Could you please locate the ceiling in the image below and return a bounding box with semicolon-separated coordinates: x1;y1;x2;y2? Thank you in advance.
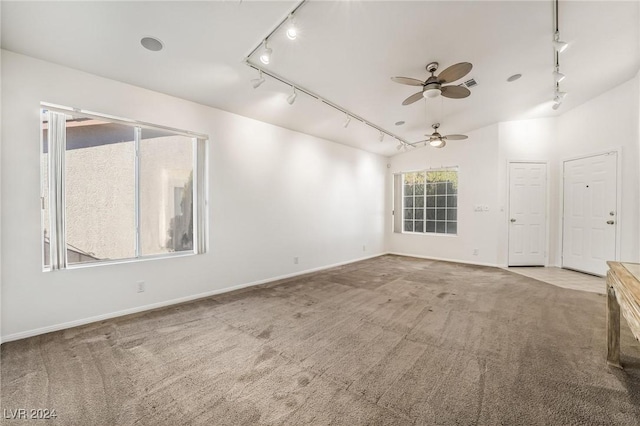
2;1;639;157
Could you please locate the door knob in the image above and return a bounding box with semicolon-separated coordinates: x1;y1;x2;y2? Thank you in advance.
510;218;516;223
607;220;615;225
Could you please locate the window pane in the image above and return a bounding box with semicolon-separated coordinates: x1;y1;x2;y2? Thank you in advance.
436;196;447;207
414;221;424;233
436;209;446;220
415;196;424;208
426;221;436;233
447;209;457;221
436;221;446;234
426;209;435;220
425;183;436;196
436;182;447;195
414;208;424;220
414;184;424;196
426;196;436;207
447;222;457;235
65;118;135;264
447;195;457;208
404;184;413;196
404;221;414;232
404;208;414;220
140;130;194;256
41;110;50;267
404;197;414;208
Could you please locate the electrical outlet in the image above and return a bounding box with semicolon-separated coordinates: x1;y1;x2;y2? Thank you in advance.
294;257;299;265
137;281;146;293
473;249;479;256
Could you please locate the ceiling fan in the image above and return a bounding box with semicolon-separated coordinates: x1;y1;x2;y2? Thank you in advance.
392;62;473;105
420;123;468;149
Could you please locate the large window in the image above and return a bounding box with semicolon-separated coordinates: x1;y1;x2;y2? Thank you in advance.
41;105;207;269
400;169;458;235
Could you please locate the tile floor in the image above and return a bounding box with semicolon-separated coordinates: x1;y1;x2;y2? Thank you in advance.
506;266;605;294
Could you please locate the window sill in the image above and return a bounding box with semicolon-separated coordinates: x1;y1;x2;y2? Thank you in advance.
43;251;196;272
401;232;458;237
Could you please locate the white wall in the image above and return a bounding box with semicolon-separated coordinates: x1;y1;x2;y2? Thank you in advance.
388;124;502;266
556;75;640;264
0;50;388;341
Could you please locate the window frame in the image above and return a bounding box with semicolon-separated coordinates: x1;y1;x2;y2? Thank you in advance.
41;103;208;271
400;167;459;237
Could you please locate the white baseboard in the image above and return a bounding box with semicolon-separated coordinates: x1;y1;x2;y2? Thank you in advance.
388;252;499;268
0;253;386;344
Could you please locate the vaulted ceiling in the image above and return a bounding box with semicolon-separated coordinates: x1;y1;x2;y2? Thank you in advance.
2;1;639;156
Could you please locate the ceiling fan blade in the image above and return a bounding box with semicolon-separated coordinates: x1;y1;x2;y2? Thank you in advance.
437;62;472;83
445;134;468;140
402;91;425;105
441;85;471;99
391;77;425;86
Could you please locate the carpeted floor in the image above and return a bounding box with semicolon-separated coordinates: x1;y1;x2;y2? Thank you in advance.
2;255;640;425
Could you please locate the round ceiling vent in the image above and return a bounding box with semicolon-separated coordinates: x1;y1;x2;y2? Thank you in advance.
395;121;405;126
507;73;522;82
141;37;164;52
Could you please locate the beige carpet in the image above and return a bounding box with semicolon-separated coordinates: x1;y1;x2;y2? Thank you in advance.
2;255;640;425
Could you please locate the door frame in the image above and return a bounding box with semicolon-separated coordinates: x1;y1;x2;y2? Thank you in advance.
560;148;622;271
507;160;550;267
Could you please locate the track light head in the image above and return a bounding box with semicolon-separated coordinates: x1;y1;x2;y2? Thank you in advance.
286;14;298;40
343;115;351;128
552;102;562;110
396;143;403;151
259;41;272;65
251;70;265;89
553;70;565;83
379;132;385;142
286;87;297;105
555;91;567;101
553;33;568;53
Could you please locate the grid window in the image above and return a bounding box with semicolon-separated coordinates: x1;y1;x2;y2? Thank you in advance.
401;169;458;235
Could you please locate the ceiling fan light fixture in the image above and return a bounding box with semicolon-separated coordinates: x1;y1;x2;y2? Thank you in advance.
259;41;272;65
429;138;445;148
423;86;441;99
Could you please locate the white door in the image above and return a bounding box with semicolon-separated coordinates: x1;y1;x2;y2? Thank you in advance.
508;163;547;266
562;153;617;276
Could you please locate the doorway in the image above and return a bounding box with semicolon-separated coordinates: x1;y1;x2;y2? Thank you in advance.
562;152;618;276
508;162;547;266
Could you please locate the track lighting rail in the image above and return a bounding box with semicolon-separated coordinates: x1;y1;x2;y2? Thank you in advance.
242;0;414;149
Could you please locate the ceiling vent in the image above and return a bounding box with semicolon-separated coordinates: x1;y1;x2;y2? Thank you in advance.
459;78;478;89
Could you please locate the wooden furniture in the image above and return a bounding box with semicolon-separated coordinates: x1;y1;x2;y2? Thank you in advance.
606;261;640;368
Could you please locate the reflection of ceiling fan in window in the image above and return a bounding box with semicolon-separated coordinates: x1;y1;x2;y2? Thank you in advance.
417;123;468;149
392;62;473;105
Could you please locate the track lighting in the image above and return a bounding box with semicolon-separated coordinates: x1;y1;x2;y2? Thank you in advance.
379;132;385;142
343;114;351;128
251;70;265;89
396;143;403;151
286;87;297;105
553;33;568;53
552;102;562;111
286;14;298;40
555;90;567;101
553;69;565;83
259;41;272;65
